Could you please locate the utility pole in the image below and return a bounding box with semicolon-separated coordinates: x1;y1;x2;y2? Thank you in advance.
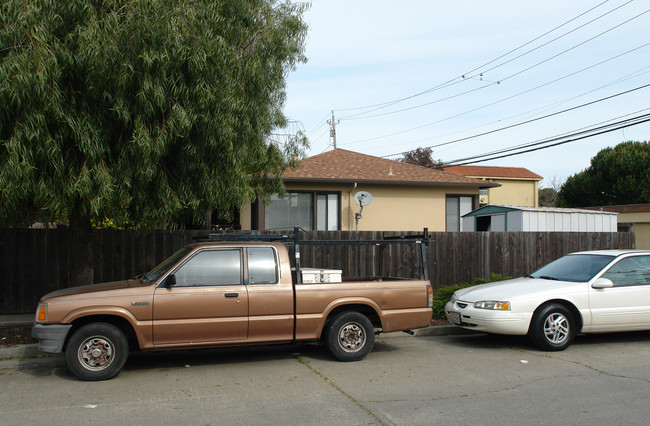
327;111;339;149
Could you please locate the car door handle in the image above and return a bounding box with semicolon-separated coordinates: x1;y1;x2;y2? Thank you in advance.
224;293;239;299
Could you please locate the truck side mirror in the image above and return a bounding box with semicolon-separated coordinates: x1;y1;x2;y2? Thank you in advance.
164;274;177;288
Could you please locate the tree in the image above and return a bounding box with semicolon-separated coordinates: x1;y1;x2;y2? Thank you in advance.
558;141;650;207
538;176;563;207
538;187;558;207
400;147;440;167
0;0;308;284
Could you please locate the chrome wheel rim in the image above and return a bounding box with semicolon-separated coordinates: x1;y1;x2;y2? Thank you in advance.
338;322;366;353
77;335;115;371
543;313;569;344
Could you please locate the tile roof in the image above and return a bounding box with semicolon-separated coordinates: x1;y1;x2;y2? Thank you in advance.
283;149;498;187
439;164;543;180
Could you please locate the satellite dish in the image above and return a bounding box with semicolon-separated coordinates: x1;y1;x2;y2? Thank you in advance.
354;191;373;206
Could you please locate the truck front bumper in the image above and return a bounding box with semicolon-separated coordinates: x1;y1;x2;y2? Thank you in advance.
31;323;72;353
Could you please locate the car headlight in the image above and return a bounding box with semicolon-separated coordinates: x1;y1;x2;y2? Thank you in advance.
450;293;457;304
474;301;511;310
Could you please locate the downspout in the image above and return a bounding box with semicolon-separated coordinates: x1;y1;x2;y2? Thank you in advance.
348;182;357;231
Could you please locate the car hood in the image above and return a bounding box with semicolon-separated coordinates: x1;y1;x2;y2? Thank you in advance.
454;277;582;302
41;280;138;300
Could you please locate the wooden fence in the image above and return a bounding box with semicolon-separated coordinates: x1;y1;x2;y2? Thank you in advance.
0;228;635;314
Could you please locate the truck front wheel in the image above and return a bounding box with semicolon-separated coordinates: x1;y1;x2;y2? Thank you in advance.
65;322;128;381
326;312;375;362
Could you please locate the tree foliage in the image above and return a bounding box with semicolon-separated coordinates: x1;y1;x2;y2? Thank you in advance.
399;147;440;167
0;0;309;230
558;141;650;207
538;187;558;207
538;176;563;207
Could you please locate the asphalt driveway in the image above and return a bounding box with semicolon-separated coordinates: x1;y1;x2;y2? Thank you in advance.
2;330;650;425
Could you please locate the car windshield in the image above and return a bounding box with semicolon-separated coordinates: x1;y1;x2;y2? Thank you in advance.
142;247;192;283
529;254;616;283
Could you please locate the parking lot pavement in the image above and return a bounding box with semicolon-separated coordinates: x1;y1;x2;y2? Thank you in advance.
2;331;650;425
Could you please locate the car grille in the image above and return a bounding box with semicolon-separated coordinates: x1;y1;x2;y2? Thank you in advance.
456;302;468;309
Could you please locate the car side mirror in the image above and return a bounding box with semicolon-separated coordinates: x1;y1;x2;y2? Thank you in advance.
592;277;614;289
164;274;177;288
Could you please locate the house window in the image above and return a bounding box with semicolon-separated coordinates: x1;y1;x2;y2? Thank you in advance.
265;193;313;230
446;196;474;231
618;222;634;233
316;193;339;231
264;192;340;231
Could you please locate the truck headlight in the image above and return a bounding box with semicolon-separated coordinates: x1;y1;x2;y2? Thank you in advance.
474;301;511;310
36;303;47;322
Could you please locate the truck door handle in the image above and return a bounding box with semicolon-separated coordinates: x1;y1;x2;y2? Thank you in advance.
224;293;239;298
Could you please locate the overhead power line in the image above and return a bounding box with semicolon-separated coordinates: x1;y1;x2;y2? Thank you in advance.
377;64;650;156
341;5;649;123
380;81;650;158
344;42;650;147
445;111;650;166
335;0;632;120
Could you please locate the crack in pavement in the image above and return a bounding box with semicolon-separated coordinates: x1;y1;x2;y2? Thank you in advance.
296;346;650;408
359;373;596;403
295;355;384;425
514;347;650;384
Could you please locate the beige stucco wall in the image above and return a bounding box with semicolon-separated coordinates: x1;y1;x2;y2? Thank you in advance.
240;202;253;230
240;183;479;232
483;179;539;207
617;211;650;250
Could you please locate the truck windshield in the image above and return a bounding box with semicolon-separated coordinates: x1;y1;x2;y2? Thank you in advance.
143;247;192;283
529;254;615;283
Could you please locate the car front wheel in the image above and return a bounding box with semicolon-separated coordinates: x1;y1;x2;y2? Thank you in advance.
65;322;129;381
529;304;576;351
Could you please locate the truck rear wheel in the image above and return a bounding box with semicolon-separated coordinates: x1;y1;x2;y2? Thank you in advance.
65;322;128;381
326;312;375;362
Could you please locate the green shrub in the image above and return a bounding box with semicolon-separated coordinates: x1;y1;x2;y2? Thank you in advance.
432;273;510;320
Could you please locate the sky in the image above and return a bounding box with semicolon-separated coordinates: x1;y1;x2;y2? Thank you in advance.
281;0;650;187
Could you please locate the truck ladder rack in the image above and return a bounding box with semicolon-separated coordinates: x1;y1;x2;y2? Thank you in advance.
198;227;430;283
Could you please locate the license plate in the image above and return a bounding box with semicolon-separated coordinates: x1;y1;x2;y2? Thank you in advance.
449;311;461;325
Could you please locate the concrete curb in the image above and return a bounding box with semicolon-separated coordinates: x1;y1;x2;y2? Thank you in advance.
378;324;478;339
1;317;41;359
0;314;34;325
0;344;50;360
414;324;479;337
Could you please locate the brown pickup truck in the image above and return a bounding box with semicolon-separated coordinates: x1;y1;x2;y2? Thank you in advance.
32;241;433;381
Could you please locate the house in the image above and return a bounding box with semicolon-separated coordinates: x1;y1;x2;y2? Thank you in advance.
239;149;499;232
439;165;542;207
585;204;650;249
461;205;618;232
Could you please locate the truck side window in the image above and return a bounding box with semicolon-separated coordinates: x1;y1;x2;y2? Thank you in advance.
247;247;278;284
174;250;242;286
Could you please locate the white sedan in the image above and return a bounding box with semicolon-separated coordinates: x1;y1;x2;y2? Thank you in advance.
445;250;650;351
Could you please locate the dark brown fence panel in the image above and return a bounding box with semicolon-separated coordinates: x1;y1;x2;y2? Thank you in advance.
0;228;635;313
